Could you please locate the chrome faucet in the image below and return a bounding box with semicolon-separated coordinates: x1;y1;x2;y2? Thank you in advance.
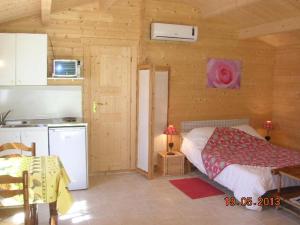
0;110;11;125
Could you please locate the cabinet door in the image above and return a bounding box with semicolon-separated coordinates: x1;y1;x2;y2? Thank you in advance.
137;69;151;173
0;128;21;156
21;127;49;156
0;33;16;85
16;34;47;85
153;71;168;164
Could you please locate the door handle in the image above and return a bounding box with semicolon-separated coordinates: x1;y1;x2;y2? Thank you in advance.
93;101;97;113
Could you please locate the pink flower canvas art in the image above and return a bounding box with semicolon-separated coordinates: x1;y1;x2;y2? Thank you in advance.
207;58;241;89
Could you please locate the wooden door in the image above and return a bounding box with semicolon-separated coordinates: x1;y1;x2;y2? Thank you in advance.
88;46;132;173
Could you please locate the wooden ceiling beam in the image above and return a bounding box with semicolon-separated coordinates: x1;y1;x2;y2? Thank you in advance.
239;16;300;39
201;0;262;18
41;0;53;24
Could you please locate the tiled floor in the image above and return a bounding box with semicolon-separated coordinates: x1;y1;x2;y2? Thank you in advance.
1;171;300;225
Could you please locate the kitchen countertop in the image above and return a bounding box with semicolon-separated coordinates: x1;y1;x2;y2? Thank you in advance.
0;118;87;128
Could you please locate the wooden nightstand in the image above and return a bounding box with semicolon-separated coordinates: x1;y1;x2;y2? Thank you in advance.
158;151;185;176
272;166;300;217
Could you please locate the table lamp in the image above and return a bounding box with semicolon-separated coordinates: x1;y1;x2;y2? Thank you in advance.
164;125;177;155
263;120;273;141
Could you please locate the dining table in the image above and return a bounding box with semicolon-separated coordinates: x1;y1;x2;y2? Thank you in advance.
0;156;74;225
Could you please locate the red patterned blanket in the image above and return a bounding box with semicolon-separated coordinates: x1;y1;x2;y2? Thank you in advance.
202;127;300;179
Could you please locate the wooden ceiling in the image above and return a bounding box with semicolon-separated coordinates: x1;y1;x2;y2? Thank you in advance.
258;30;300;47
0;0;300;47
0;0;40;24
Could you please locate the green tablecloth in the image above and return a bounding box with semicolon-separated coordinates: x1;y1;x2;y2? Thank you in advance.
0;156;73;214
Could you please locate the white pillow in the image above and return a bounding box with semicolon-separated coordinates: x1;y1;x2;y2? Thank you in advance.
186;127;215;139
232;124;264;139
185;127;215;151
182;125;263;152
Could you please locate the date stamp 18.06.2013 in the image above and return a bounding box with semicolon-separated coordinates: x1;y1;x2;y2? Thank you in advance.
224;196;280;207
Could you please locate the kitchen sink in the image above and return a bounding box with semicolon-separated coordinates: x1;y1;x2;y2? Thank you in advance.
0;120;46;128
5;120;29;126
1;120;38;128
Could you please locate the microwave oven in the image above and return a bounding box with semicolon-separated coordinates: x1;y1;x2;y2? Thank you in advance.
53;59;80;78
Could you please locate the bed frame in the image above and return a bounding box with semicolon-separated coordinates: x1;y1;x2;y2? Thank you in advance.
180;118;278;206
181;118;249;133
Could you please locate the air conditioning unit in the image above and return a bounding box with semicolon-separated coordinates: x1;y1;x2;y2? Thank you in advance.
151;23;198;42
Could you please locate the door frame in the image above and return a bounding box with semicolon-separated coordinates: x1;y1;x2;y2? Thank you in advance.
82;38;138;174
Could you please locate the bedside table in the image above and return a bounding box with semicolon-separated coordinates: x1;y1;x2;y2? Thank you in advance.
158;151;185;176
272;166;300;216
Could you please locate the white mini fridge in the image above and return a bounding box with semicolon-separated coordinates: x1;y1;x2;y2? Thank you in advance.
49;126;88;190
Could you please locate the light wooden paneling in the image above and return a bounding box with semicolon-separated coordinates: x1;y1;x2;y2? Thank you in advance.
47;78;84;85
199;0;300;29
0;0;300;48
239;16;300;40
0;0;292;168
196;0;262;19
41;0;53;25
258;30;300;47
0;0;141;76
98;0;120;13
141;0;275;143
0;0;40;24
0;0;141;173
51;0;95;12
272;44;300;151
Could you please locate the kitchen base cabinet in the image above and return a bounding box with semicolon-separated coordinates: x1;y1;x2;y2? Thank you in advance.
0;127;48;156
21;127;48;156
0;128;20;156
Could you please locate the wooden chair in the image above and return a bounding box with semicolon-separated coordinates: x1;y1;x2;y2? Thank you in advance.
0;171;31;225
0;142;36;158
0;142;38;225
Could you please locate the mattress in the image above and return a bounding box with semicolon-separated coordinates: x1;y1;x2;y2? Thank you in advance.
181;128;300;211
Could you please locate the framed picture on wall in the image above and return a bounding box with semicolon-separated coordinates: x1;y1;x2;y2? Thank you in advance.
207;58;241;89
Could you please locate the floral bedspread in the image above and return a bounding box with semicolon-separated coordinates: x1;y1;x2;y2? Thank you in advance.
202;127;300;179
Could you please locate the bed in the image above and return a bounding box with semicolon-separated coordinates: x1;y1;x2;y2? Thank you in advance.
180;119;300;211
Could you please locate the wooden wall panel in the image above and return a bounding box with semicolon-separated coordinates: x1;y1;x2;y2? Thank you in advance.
0;0;281;164
0;1;141;75
272;44;300;151
140;0;275;144
0;0;141;173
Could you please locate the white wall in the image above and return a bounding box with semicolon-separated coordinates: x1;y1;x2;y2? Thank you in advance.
0;86;82;120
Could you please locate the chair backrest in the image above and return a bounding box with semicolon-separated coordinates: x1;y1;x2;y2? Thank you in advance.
0;143;36;158
0;171;30;225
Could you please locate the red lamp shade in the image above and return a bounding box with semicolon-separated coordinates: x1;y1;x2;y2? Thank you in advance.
164;125;177;135
263;120;273;130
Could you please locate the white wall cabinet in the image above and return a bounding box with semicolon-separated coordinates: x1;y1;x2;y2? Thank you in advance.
0;33;16;85
137;65;169;179
16;34;47;85
0;33;47;86
0;127;48;156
